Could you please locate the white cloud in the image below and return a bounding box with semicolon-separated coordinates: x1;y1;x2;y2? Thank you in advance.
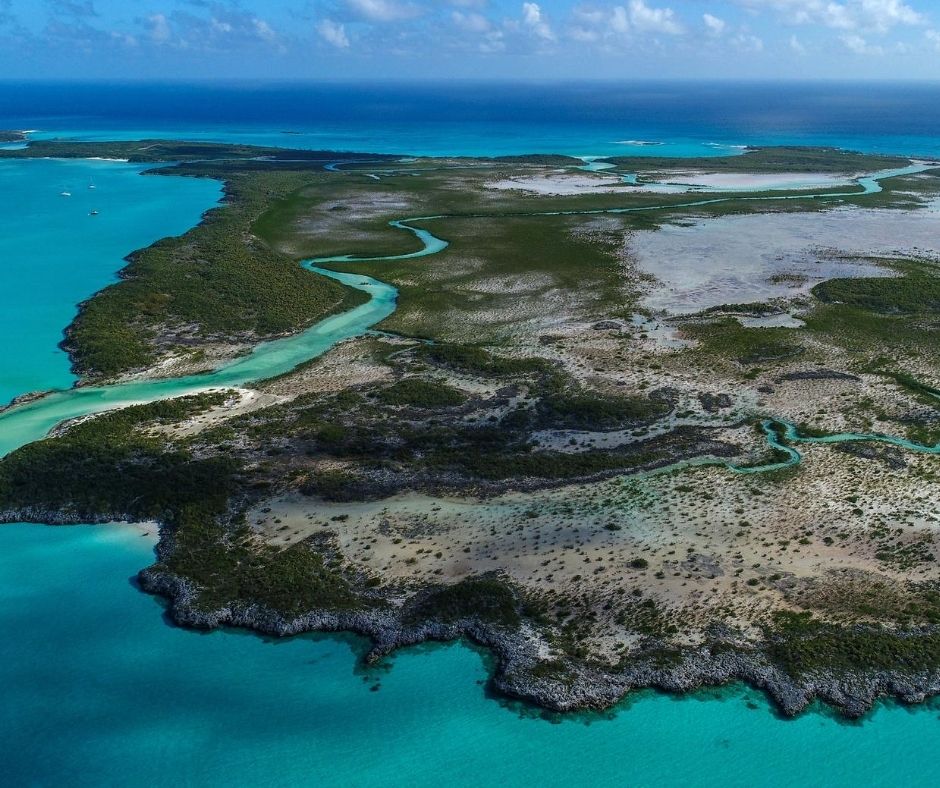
789;33;806;52
109;30;137;47
252;18;277;44
703;13;726;35
841;32;883;53
629;0;683;35
611;6;630;33
452;11;491;33
732;32;764;50
148;13;170;43
927;29;940;50
522;2;556;41
568;25;600;41
737;0;922;33
452;7;506;50
346;0;421;23
317;18;350;48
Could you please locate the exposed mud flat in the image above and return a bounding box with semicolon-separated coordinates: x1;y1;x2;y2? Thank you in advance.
630;205;940;314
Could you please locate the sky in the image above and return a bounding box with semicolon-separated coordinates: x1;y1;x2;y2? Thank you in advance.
1;0;940;80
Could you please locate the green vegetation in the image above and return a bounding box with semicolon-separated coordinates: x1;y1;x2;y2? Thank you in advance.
68;169;365;376
490;154;584;165
419;344;552;377
375;378;467;408
162;517;363;616
408;577;521;627
813;263;940;314
682;318;803;365
701;302;781;316
0;139;396;164
535;388;670;430
0;395;236;519
606;146;909;174
0;392;368;617
768;612;940;677
329;214;640;342
805;261;940;363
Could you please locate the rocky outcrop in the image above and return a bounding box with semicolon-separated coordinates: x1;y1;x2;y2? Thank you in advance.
139;566;940;720
0;507;131;526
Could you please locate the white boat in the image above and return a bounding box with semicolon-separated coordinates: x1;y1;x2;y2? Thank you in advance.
88;178;96;190
60;191;71;197
89;210;99;216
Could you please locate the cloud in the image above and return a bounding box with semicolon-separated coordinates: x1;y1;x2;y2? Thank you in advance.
611;6;630;33
252;18;277;44
564;2;687;44
841;32;883;53
522;2;556;41
732;32;764;50
703;13;726;35
927;29;940;50
317;18;350;48
138;7;284;52
452;11;491;33
346;0;422;22
109;30;138;48
148;13;171;44
789;33;806;52
737;0;923;33
46;0;97;18
628;0;683;35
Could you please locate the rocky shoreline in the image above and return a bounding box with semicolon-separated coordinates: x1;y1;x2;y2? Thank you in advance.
138;564;940;720
6;497;939;721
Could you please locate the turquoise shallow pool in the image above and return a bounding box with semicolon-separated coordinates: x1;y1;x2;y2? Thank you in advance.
2;155;940;787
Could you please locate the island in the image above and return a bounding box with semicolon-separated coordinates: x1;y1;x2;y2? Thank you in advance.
1;137;939;719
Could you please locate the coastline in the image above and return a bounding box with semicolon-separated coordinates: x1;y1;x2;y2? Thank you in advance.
138;564;940;720
1;139;939;726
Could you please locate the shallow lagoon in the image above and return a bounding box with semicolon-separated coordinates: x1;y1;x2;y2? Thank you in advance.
0;158;221;405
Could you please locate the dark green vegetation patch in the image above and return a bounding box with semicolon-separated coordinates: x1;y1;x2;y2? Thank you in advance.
67;170;366;377
607;146;909;174
408;577;521;627
419;344;552;377
682;318;803;365
375;378;467;408
0;395;236;520
768;612;940;678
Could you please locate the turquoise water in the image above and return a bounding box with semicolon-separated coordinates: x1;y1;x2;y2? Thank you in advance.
3;521;940;787
3;154;940;783
0;158;221;406
0;266;397;456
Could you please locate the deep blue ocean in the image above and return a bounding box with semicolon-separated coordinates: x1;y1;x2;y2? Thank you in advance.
4;81;940;158
2;82;940;785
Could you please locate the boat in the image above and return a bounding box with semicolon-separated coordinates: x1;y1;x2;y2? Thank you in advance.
89;210;99;216
59;191;71;197
88;178;96;190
